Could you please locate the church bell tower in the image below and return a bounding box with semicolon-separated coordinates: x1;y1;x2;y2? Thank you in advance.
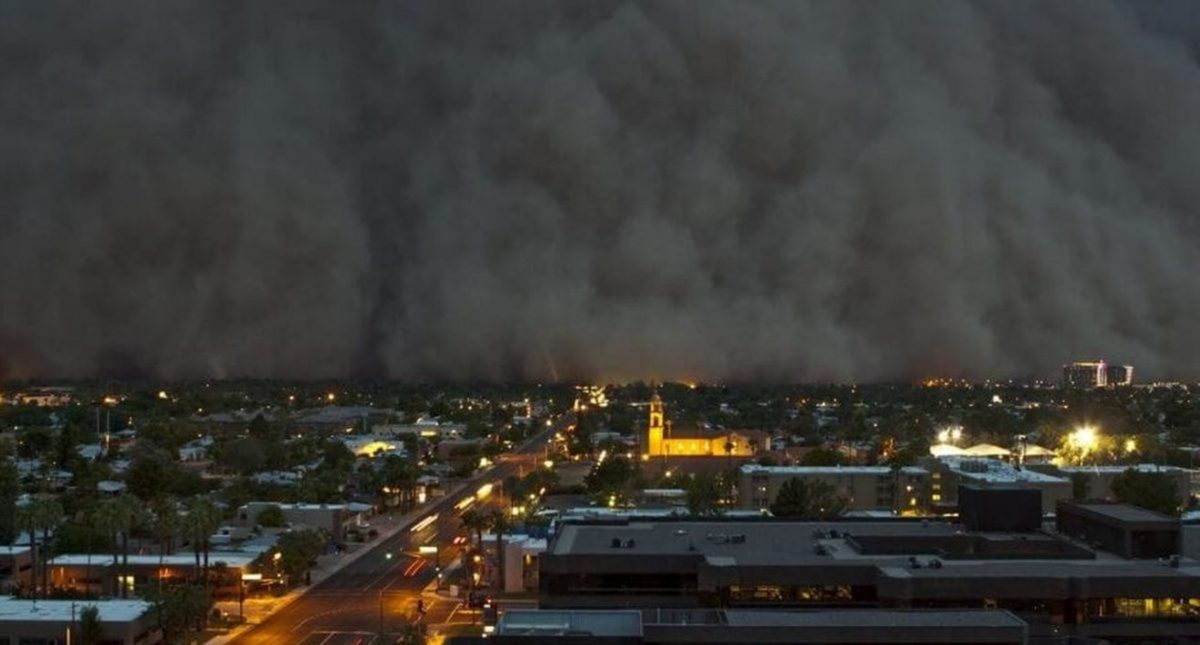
647;392;664;456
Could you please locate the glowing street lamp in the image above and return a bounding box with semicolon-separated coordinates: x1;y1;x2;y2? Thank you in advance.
937;426;963;445
1072;425;1097;451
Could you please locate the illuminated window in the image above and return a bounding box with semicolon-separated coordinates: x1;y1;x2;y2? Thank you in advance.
931;494;942;502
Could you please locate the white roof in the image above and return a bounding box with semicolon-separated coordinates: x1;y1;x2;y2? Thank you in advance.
97;481;126;493
1021;444;1056;456
940;457;1067;483
929;444;966;457
0;597;150;622
1058;464;1193;474
51;552;255;568
740;465;929;476
963;444;1012;457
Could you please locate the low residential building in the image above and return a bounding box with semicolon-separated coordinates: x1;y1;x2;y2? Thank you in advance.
0;546;33;591
177;435;213;462
235;502;370;541
339;434;405;458
13;389;73;407
0;598;159;644
738;465;930;514
48;552;255;597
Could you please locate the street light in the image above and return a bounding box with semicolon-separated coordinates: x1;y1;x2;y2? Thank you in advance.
1066;425;1099;465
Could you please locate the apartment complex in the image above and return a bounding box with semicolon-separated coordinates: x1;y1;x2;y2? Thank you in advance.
738;465;930;514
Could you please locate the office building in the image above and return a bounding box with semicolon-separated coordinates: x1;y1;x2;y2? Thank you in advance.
540;511;1200;642
1105;364;1134;387
922;456;1071;514
1061;361;1107;389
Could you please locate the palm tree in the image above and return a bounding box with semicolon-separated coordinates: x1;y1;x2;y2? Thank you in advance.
34;497;63;596
458;509;489;593
487;509;511;592
17;496;64;597
92;500;124;596
15;502;37;597
96;495;142;598
151;498;179;592
183;499;221;588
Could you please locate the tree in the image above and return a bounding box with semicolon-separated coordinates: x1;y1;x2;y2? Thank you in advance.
126;450;176;502
273;529;327;579
182;499;222;587
220;437;267;475
584;456;640;506
769;477;846;519
20;496;63;597
16;427;54;459
145;584;210;641
321;441;355;471
487;509;511;591
255;505;287;528
684;472;724;516
0;443;19;544
151;499;179;592
800;448;843;467
459;509;489;593
94;495;143;598
78;605;104;645
1111;469;1182;516
378;456;419;510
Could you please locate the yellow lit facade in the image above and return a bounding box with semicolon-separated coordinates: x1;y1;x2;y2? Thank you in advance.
645;393;755;458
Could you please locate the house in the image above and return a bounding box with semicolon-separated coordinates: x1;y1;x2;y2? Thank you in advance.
0;598;159;645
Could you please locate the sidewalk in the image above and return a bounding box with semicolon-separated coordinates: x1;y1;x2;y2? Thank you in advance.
206;480;478;644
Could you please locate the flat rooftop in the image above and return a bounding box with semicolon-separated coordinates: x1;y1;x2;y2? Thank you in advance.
741;465;928;476
940;457;1067;483
721;609;1026;629
497;609;642;636
552;519;964;566
51;552;255;568
551;519;1200;574
0;597;150;622
1059;464;1195;474
1062;502;1178;525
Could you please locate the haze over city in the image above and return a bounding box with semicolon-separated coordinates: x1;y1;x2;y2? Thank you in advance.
4;0;1200;383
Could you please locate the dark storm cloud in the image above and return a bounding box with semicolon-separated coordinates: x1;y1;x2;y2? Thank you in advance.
2;0;1199;383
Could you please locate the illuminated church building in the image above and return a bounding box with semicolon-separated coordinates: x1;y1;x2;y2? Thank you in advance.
644;393;756;458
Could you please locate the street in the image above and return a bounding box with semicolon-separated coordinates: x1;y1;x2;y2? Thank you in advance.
229;419;560;644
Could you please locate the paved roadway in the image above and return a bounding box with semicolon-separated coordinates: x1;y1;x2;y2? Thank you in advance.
232;419;561;645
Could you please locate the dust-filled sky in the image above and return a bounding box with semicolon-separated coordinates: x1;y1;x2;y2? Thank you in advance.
3;0;1200;383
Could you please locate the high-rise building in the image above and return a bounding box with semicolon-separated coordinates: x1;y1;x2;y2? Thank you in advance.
1062;361;1107;388
1105;363;1134;387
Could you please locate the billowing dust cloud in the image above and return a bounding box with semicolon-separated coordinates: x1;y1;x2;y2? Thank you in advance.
2;1;1200;383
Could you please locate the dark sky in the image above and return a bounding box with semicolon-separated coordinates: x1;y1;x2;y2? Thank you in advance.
2;0;1200;383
